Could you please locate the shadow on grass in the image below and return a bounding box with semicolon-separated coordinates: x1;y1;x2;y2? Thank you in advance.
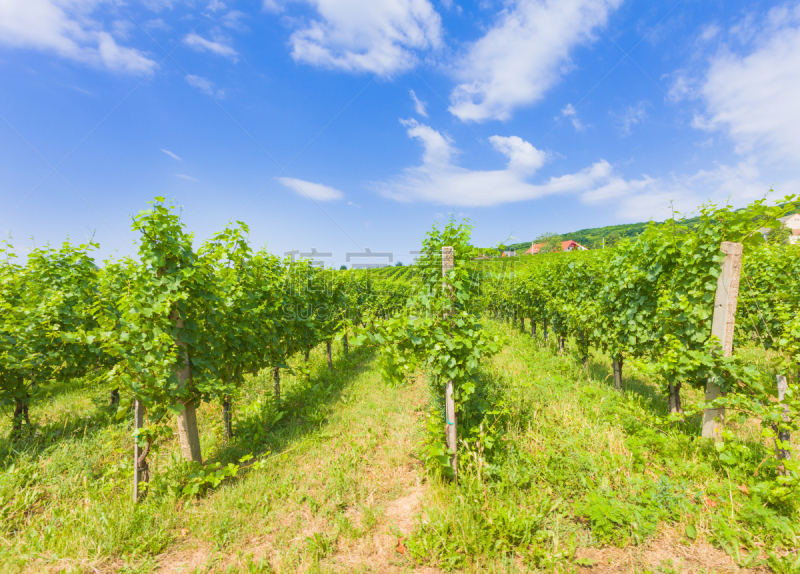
203;343;377;469
0;391;123;467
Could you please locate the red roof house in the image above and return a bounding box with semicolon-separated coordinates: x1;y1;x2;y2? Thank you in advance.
525;240;587;255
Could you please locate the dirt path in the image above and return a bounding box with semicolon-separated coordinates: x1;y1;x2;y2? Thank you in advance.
152;366;436;574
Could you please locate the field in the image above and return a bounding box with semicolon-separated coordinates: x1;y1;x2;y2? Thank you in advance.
2;319;796;574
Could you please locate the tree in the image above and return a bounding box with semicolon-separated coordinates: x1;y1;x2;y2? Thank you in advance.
534;233;562;253
605;231;622;246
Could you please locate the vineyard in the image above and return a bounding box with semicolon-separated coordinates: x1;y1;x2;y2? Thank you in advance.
1;196;799;573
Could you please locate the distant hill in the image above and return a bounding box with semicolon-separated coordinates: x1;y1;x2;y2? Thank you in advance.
502;215;702;252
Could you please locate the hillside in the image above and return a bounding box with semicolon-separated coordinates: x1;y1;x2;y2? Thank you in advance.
503;215;703;252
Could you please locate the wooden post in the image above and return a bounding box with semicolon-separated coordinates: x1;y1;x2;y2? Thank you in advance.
558;335;565;354
702;242;743;439
613;356;623;390
133;400;146;503
223;398;233;438
326;341;333;369
171;310;202;463
273;366;280;405
776;375;791;468
442;246;457;479
531;320;536;338
520;316;525;333
343;334;349;356
668;383;682;414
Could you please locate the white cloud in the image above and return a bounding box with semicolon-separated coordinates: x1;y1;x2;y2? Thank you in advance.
579;159;795;221
175;173;199;181
184;33;238;60
559;103;586;132
185;74;226;98
206;0;227;12
448;0;622;122
287;0;443;75
612;102;647;136
161;148;182;160
373;119;791;214
142;0;177;12
691;6;800;163
278;177;345;201
372;118;612;205
409;89;428;117
222;10;248;31
0;0;157;74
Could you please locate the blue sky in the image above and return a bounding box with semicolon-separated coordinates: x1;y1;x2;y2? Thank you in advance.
2;0;800;267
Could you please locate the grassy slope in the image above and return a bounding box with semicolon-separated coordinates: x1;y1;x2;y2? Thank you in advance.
1;321;797;573
411;321;797;573
0;345;433;574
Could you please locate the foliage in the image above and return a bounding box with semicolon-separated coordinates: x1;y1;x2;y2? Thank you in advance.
352;218;502;477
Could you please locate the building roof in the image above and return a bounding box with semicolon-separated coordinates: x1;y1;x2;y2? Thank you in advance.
525;240;584;255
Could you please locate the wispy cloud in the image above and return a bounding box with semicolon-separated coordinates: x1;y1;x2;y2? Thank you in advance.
409;89;428;117
184;33;238;60
175;173;199;181
689;6;800;163
612;102;647;136
0;0;157;74
278;177;344;201
559;103;586;131
161;148;182;161
185;74;226;98
372;118;616;206
449;0;622;121
286;0;442;76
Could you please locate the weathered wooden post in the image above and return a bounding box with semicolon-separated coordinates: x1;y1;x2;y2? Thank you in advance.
343;333;349;355
133;400;147;503
442;246;457;479
223;397;233;438
172;310;202;462
520;315;525;333
273;366;280;405
531;320;536;338
612;355;623;390
326;341;333;369
776;375;791;470
558;335;565;354
702;242;743;439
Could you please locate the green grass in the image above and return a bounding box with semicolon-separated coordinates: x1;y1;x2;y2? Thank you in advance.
0;344;429;573
1;321;798;573
408;320;799;573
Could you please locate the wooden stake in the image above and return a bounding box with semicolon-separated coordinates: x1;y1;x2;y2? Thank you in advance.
531;321;536;338
273;366;280;405
223;397;233;438
326;341;333;369
520;316;525;333
613;356;623;390
171;310;202;463
343;334;349;355
558;336;565;354
133;400;147;503
442;246;457;479
776;375;791;468
668;383;682;414
702;242;743;440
